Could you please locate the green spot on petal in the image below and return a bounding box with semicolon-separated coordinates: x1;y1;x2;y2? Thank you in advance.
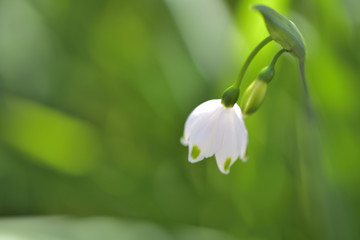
224;157;232;172
191;145;201;159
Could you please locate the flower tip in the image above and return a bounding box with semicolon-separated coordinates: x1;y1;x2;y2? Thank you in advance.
219;167;230;175
224;157;232;171
180;136;187;146
188;145;204;163
216;157;232;175
241;153;249;162
252;5;272;14
252;4;264;11
191;145;201;159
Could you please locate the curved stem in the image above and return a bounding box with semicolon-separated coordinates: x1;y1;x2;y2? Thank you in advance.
270;49;287;67
234;36;272;89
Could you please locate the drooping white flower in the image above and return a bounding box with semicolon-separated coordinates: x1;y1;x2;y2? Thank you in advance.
181;99;248;174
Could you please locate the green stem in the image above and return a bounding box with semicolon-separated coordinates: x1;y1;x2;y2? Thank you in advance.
234;36;272;89
270;49;287;67
299;60;314;119
299;60;308;97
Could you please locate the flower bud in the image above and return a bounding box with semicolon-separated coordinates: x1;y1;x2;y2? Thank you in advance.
240;79;268;118
254;5;306;61
221;86;239;108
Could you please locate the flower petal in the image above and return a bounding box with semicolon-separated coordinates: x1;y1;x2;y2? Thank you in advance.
188;106;224;162
214;109;239;174
182;99;221;145
233;104;248;160
187;144;204;163
214;106;248;174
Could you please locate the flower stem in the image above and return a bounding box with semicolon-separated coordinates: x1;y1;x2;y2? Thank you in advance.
234;36;272;89
299;60;308;97
270;48;287;67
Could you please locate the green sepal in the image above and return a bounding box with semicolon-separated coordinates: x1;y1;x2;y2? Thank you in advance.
258;66;275;83
254;5;306;61
221;86;239;108
240;79;268;118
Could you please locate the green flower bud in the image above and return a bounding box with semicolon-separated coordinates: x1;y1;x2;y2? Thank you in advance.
254;5;306;61
240;79;268;118
221;86;239;108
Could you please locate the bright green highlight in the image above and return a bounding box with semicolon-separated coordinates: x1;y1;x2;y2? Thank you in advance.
191;145;201;159
0;96;101;175
224;157;232;172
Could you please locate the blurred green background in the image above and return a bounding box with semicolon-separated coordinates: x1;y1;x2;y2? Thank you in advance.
0;0;359;239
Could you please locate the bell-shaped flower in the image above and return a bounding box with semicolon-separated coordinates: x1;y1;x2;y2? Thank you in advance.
181;99;248;174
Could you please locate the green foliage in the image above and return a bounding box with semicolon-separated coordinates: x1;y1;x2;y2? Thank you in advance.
0;0;359;239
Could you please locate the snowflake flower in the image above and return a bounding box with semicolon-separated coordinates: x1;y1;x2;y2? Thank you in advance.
181;99;248;174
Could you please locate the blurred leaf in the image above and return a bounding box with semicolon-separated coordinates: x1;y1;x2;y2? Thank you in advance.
0;96;102;175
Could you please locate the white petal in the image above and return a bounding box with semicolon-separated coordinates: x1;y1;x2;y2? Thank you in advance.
232;104;248;160
187;144;204;163
214;109;239;174
182;99;221;145
188;106;223;163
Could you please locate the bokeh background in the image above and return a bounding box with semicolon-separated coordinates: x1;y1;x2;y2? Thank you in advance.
0;0;359;239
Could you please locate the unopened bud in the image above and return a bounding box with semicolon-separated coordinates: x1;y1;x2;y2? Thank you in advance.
254;5;306;61
240;79;268;118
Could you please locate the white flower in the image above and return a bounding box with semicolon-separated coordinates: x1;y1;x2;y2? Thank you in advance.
181;99;248;174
